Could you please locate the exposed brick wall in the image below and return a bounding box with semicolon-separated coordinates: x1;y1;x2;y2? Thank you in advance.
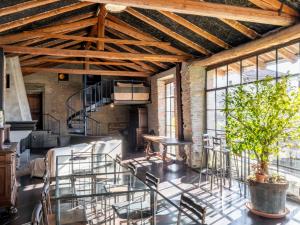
181;62;206;168
147;64;206;168
24;72;82;135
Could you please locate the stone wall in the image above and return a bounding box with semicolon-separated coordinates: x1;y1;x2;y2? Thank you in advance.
24;72;131;135
147;63;206;168
181;62;206;167
24;72;82;135
92;104;131;135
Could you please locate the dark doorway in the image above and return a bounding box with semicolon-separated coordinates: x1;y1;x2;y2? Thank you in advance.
27;93;43;130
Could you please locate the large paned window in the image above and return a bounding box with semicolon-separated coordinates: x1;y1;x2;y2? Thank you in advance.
206;42;300;197
165;82;175;138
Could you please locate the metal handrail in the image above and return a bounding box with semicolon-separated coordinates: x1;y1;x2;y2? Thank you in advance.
43;113;60;135
66;79;113;136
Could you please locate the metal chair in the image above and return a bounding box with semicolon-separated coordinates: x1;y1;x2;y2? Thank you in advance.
31;203;44;225
177;194;206;225
41;182;88;225
112;172;160;225
199;134;213;187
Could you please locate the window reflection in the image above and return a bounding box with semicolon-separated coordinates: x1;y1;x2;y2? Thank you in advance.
207;69;216;89
206;110;215;130
217;66;227;88
258;50;276;79
278;43;300;76
242;56;257;83
206;91;215;110
228;61;241;85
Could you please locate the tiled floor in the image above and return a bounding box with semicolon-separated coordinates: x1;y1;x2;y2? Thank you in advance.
129;155;300;225
1;153;300;225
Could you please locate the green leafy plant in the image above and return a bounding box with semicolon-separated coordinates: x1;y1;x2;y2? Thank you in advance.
223;76;300;178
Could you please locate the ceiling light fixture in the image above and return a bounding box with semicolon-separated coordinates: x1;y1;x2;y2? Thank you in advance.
105;4;127;13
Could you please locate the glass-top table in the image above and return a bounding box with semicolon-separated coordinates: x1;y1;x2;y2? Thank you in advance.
54;154;152;225
53;154;203;225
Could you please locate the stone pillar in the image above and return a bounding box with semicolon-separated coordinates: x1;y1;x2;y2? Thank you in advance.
181;62;206;168
4;56;32;121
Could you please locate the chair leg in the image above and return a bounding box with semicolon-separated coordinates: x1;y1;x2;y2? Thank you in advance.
198;150;204;187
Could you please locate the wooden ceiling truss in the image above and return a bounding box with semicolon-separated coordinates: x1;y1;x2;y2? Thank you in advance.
0;0;299;77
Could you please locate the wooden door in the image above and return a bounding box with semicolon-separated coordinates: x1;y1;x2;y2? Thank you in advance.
27;94;43;129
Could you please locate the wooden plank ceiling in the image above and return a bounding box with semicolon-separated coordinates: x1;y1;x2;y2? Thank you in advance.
0;0;299;77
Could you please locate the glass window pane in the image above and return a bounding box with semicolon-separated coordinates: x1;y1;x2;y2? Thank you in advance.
206;91;215;110
207;130;216;137
216;110;226;131
166;111;171;125
166;126;170;137
171;112;175;126
258;50;276;80
170;83;174;96
278;43;300;76
207;110;215;130
216;89;226;109
170;98;174;111
217;66;227;88
228;61;241;86
207;69;216;89
242;56;257;83
166;98;171;112
287;75;299;93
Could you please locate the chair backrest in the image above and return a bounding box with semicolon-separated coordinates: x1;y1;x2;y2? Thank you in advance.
145;172;159;190
41;181;52;214
213;137;221;150
43;158;50;183
32;202;43;225
177;194;206;225
128;162;137;175
202;134;212;148
115;154;122;164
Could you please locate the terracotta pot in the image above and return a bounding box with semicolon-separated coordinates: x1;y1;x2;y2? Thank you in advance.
255;173;266;183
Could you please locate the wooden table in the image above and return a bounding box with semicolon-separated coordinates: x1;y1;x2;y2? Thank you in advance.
142;135;192;164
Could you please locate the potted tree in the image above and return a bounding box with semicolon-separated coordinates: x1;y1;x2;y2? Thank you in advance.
223;76;300;217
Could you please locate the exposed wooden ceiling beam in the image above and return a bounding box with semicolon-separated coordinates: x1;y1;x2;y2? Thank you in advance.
0;17;97;45
102;45;157;72
194;23;300;67
249;0;299;17
97;4;107;50
0;2;95;33
247;0;298;62
159;11;230;49
20;40;83;61
19;31;171;48
195;0;260;40
21;67;151;77
126;8;211;55
107;28;170;70
0;0;60;17
219;19;260;39
81;0;296;26
106;14;191;57
50;12;96;26
21;58;144;68
1;45;188;62
7;14;95;48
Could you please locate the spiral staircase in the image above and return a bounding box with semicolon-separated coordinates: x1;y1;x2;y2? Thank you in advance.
66;79;113;136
